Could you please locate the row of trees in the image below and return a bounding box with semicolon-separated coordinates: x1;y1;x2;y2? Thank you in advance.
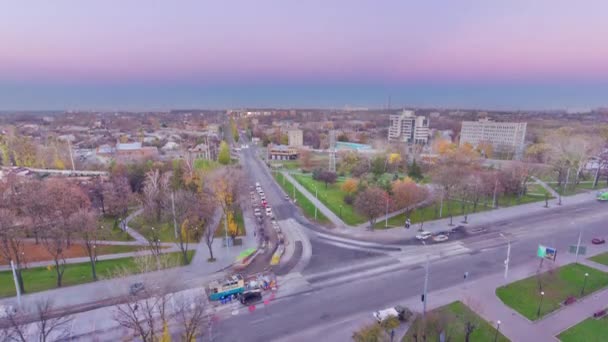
139;162;244;263
0;176;101;291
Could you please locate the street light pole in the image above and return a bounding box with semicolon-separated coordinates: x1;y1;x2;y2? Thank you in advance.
575;227;583;263
581;273;589;296
339;205;343;219
537;291;545;318
385;196;389;228
494;320;501;342
314;186;318;220
422;255;429;317
500;233;511;280
10;260;21;308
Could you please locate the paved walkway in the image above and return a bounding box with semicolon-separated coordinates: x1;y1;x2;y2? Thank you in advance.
532;176;560;198
123;208;148;244
281;171;346;228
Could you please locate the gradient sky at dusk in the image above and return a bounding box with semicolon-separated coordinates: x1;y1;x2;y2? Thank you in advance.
2;0;608;110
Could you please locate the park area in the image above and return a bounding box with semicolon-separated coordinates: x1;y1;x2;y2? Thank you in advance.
557;314;608;342
292;173;366;225
589;252;608;266
496;263;608;320
0;251;194;298
403;301;509;341
273;172;329;224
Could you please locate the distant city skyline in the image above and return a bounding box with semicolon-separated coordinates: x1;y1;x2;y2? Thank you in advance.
2;0;608;110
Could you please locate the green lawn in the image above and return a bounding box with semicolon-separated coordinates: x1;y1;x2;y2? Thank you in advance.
403;301;509;341
375;199;492;229
0;251;194;298
215;208;247;237
496;193;550;207
589;252;608;266
98;215;135;241
193;159;220;171
558;316;608;342
273;172;329;224
128;215;177;242
496;263;608;320
549;181;599;196
293;174;366;225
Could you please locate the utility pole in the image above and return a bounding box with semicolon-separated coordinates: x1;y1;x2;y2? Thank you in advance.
314;186;318;220
10;260;21;308
67;139;76;171
439;192;444;218
500;233;511;280
422;255;429;316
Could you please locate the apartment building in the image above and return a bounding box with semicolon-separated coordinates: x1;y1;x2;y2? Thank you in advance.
459;118;527;159
287;129;303;147
388;110;430;144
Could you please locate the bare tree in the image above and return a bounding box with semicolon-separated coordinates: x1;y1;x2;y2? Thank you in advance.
0;208;27;294
209;167;244;245
103;175;132;226
391;179;429;220
203;214;218;262
3;299;74;342
142;169;170;222
41;226;68;287
354;187;387;230
69;209;100;280
171;189;214;264
113;286;170;342
173;293;209;341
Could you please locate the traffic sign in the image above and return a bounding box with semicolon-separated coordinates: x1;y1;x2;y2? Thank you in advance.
537;245;557;261
569;245;587;255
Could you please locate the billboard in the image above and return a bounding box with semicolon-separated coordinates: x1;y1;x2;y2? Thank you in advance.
537;245;557;261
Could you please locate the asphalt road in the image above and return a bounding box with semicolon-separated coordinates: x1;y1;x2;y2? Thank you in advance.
213;191;608;342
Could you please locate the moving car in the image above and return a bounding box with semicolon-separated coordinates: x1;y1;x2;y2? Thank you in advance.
592;238;606;245
266;207;273;217
129;282;145;296
415;231;432;240
239;289;263;305
372;305;411;322
432;234;449;242
254;208;262;217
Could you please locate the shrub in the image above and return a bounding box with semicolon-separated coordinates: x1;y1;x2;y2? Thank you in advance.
344;193;355;205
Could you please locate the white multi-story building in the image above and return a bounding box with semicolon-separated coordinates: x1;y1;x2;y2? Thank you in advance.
287;129;303;147
459;118;527;159
388;110;430;144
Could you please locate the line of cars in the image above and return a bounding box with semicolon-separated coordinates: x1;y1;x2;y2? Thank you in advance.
415;230;449;243
253;182;273;219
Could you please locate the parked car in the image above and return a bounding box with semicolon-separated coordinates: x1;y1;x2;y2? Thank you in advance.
285;195;290;200
592;238;606;245
432;234;449;242
254;209;262;217
415;231;432;240
129;282;145;296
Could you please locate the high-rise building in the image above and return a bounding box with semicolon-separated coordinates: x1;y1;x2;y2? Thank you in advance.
287;129;303;147
388;110;430;144
459;118;527;159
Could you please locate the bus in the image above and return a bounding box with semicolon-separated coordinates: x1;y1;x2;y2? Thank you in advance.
208;274;245;301
597;191;608;201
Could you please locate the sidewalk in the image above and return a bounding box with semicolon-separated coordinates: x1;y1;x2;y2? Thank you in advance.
394;244;608;341
123;208;148;244
329;190;602;244
281;171;346;228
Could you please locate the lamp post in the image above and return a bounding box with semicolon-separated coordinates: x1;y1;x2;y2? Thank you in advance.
581;273;589;296
385;196;389;228
493;320;501;342
537;291;545;318
314;186;318;220
499;233;511;280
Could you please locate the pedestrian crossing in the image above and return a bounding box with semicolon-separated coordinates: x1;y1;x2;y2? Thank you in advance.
303;241;471;288
313;231;403;253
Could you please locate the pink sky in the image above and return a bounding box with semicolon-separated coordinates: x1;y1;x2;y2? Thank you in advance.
1;0;607;85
